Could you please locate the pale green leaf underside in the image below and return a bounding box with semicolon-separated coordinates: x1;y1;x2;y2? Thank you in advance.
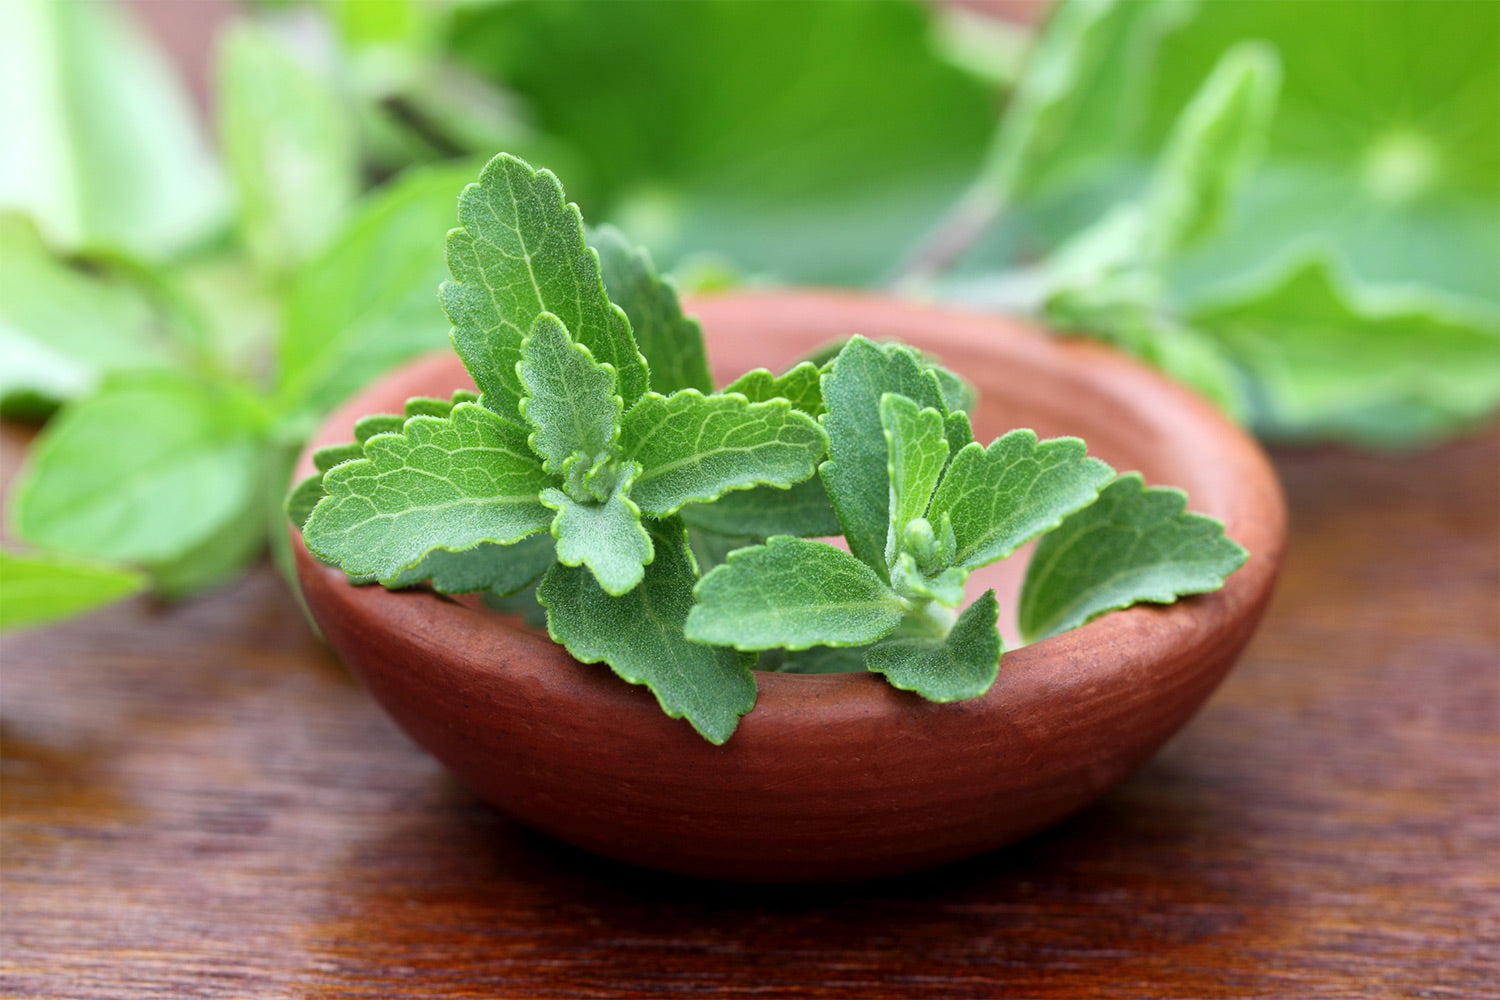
722;362;826;416
592;224;711;396
538;519;756;745
541;466;652;597
892;553;968;608
881;393;949;567
1018;473;1247;643
865;590;1002;701
679;476;841;538
385;532;556;596
687;536;904;651
517;312;621;475
0;550;146;632
440;153;646;423
620;390;828;518
819;336;950;580
929;429;1115;570
303;402;553;583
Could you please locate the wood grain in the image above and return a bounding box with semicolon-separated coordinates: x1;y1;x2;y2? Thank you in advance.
2;423;1496;997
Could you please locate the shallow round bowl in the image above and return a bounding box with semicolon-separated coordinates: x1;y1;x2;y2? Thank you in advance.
291;290;1285;882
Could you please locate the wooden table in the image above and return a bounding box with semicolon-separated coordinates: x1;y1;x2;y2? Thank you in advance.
3;428;1496;998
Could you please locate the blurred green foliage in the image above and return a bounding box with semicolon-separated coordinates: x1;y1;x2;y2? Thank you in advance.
0;0;1495;629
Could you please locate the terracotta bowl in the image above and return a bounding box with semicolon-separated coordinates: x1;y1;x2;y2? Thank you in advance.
291;290;1285;882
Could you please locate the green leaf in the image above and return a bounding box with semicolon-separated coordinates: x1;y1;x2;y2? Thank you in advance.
541;464;652;597
865;590;1002;701
386;532;556;595
302;402;553;583
286;473;325;531
0;215;182;412
880;393;949;567
517;312;621;475
686;537;904;651
928;429;1115;570
218;23;359;277
819;336;949;579
774;645;869;675
679;476;840;538
722;362;825;416
1018;473;1247;643
354;413;405;443
447;1;996;284
1143;41;1280;260
538;519;756;745
0;550;146;632
686;527;759;575
592;225;711;395
1189;256;1500;446
0;0;226;258
11;372;264;567
978;0;1195;205
1145;1;1500;309
620;391;828;519
932;366;977;417
890;552;968;609
275;161;479;430
314;443;363;473
440;153;647;422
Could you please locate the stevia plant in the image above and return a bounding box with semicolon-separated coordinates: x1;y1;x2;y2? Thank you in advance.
290;151;1247;744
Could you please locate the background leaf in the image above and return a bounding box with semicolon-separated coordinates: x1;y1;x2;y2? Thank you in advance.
445;0;995;284
274;161;477;433
0;0;226;259
0;550;146;632
592;225;711;395
11;372;265;572
218;22;360;278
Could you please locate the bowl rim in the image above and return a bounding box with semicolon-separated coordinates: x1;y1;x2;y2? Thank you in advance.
290;288;1285;748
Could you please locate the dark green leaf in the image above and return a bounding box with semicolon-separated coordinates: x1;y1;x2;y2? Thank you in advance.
538;519;756;745
865;590;1001;701
1018;474;1247;642
679;477;840;538
592;225;711;395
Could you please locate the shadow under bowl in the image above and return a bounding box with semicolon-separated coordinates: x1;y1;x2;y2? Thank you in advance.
291;290;1286;882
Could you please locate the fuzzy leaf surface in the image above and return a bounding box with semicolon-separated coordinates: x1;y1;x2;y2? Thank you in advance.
679;477;840;538
819;336;948;580
592;225;711;395
865;590;1002;701
1019;474;1247;642
538;519;756;745
0;550;146;632
541;466;651;597
302;402;552;583
881;393;949;566
517;312;620;475
686;537;904;651
722;362;825;416
929;429;1114;570
440;153;646;422
620;391;827;518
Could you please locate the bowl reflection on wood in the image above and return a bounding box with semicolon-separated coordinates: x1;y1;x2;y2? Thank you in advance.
291;290;1285;882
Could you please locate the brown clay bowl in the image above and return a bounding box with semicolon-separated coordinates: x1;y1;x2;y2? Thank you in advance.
291;290;1285;882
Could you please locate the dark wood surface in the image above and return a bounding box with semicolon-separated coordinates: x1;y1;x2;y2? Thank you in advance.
2;423;1497;998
